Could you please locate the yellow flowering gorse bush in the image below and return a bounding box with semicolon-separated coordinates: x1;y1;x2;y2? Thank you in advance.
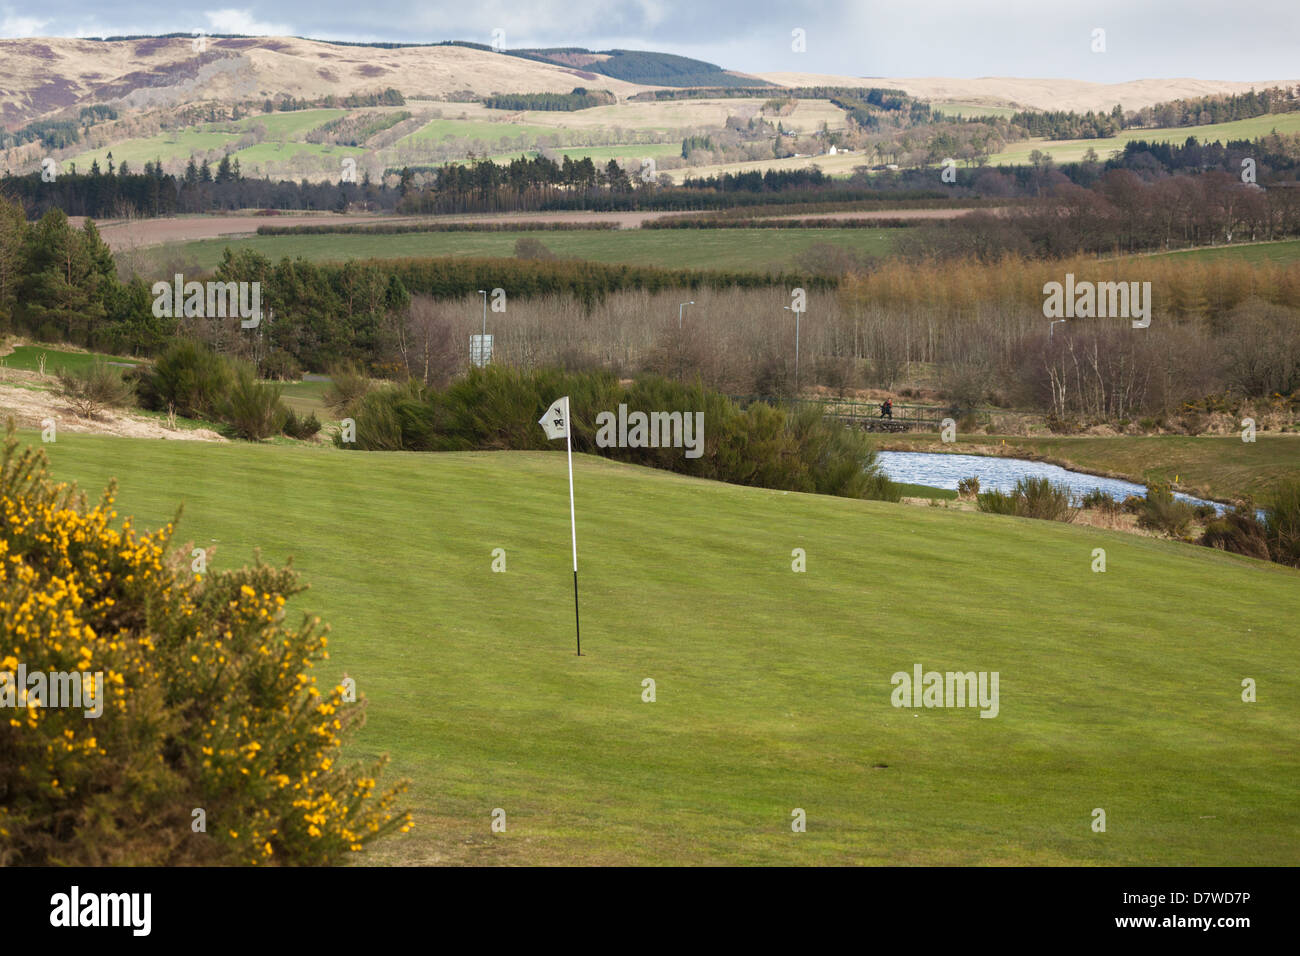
0;426;410;864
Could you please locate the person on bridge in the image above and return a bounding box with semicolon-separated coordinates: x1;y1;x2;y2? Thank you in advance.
881;399;893;419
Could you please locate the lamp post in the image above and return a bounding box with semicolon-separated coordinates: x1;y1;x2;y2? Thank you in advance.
678;300;694;329
785;305;801;392
1049;318;1067;340
475;289;489;367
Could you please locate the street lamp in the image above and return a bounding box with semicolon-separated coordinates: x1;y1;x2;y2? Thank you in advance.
1049;318;1067;339
678;300;694;329
784;305;802;392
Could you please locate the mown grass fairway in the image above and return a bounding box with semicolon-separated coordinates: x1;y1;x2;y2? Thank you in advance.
35;434;1300;865
146;227;903;272
1;344;141;374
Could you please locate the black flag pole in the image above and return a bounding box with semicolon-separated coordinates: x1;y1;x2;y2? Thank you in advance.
565;397;581;656
573;570;581;656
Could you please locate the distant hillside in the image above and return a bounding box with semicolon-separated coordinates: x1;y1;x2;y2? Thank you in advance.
0;36;658;130
757;73;1300;113
492;46;764;88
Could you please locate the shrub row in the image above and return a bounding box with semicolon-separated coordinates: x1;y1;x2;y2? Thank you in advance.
133;341;320;441
256;221;619;236
977;477;1078;522
642;216;923;229
377;257;837;305
338;366;899;501
1198;479;1300;568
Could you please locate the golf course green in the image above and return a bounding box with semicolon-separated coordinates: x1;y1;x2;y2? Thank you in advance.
35;432;1300;865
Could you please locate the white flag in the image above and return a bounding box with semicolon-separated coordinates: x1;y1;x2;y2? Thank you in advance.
539;396;569;440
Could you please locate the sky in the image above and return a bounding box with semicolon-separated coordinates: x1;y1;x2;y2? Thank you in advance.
0;1;1296;82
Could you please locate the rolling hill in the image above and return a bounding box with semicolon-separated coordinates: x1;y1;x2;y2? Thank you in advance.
0;36;657;130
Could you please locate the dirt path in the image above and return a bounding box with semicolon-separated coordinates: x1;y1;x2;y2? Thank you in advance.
0;380;225;442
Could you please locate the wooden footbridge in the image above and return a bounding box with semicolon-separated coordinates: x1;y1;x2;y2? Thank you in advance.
728;396;991;433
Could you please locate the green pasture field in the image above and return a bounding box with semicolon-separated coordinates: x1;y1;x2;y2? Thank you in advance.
1145;239;1300;266
395;118;561;148
987;112;1300;166
142;227;905;272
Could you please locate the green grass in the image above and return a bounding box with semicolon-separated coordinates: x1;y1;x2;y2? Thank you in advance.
219;109;348;138
883;434;1300;504
65;132;240;172
1145;239;1300;265
396;118;560;148
278;377;332;416
228;142;366;166
1;344;141;374
145;227;904;272
34;434;1300;865
896;482;957;500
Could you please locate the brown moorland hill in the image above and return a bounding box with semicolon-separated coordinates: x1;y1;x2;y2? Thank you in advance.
0;36;657;129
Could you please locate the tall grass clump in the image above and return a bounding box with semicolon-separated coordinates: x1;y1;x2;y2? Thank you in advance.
1136;483;1196;538
219;364;289;440
1264;478;1300;567
977;477;1077;522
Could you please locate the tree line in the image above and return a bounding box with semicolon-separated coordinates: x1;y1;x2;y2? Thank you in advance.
1009;87;1300;140
483;88;616;111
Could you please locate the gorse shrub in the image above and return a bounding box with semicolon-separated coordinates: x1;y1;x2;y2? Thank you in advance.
220;365;289;440
975;487;1019;515
1264;478;1300;567
1195;480;1300;567
1199;507;1271;562
977;477;1077;522
1016;476;1076;522
1080;487;1121;513
342;366;899;500
322;362;374;418
0;424;410;864
1136;483;1196;538
56;360;135;418
137;340;232;420
283;409;322;439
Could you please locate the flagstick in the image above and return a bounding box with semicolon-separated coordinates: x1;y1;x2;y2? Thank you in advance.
566;397;581;656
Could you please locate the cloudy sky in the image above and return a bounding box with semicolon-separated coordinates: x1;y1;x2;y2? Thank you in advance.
1;1;1296;81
